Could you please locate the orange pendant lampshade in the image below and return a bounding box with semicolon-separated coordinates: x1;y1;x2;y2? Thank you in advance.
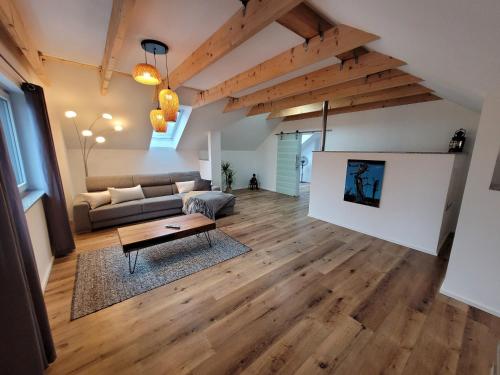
159;88;179;122
149;108;168;132
133;63;161;85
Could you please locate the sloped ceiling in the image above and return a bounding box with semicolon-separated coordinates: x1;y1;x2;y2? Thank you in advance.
15;0;499;152
309;0;500;111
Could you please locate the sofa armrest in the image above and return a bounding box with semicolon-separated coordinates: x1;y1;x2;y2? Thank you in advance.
73;200;92;234
211;185;221;191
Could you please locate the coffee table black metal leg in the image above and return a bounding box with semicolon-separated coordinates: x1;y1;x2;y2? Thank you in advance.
128;250;139;274
204;231;212;247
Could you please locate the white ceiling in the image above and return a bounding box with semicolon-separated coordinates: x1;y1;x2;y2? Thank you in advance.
309;0;500;111
16;0;500;152
18;0;112;66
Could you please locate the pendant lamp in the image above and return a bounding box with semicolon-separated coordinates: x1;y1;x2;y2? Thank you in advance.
133;40;166;86
150;85;168;132
159;50;179;122
149;108;167;132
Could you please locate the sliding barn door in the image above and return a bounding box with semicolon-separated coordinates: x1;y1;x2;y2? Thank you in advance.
276;133;301;196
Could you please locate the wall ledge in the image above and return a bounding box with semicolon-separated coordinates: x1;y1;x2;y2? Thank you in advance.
22;190;45;212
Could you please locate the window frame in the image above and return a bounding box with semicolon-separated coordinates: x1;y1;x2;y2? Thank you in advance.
0;88;27;192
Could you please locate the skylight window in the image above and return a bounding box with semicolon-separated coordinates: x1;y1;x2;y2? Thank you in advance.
150;105;192;149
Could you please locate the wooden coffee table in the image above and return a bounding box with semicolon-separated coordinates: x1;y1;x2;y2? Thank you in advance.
117;213;216;273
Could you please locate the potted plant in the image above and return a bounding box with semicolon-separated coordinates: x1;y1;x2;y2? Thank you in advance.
221;161;235;192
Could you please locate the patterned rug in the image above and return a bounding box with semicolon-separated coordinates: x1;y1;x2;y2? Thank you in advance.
71;229;250;320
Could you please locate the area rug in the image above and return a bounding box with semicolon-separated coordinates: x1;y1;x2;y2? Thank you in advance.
71;229;250;320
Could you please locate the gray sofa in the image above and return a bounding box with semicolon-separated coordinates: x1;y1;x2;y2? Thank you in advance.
73;171;235;233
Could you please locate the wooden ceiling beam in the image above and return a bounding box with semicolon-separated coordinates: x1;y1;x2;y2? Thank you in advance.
224;51;405;112
0;0;48;84
100;0;136;95
276;2;333;39
283;93;441;121
168;0;303;90
247;69;422;116
276;3;369;62
269;84;433;119
194;24;379;107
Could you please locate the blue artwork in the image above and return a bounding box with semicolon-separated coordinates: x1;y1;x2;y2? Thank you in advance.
344;159;385;207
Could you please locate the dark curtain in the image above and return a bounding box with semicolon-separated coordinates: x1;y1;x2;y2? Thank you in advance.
0;121;56;373
21;83;75;257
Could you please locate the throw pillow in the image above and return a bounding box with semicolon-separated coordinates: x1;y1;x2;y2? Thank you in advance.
175;180;195;194
108;185;145;204
79;190;111;209
194;178;212;191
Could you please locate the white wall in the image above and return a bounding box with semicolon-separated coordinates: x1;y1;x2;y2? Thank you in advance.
256;100;479;192
25;199;53;291
221;150;257;190
300;134;321;182
208;131;222;187
310;152;459;255
68;148;199;195
441;88;500;317
67;147;259;194
255;134;279;191
199;159;211;180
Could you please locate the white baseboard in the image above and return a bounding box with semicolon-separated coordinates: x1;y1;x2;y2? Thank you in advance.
307;212;437;256
40;256;54;292
440;286;500;318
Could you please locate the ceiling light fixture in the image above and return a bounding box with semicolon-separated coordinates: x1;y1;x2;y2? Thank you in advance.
81;130;93;137
65;110;77;118
159;44;179;122
102;113;113;120
150;85;168;133
132;40;165;85
134;39;180;128
150;108;168;133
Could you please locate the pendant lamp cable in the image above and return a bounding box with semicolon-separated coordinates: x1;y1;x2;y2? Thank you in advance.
165;52;170;89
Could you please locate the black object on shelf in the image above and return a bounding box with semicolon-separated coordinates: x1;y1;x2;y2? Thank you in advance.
449;128;466;153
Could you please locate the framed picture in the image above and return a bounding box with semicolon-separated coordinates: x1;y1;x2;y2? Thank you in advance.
344;159;386;207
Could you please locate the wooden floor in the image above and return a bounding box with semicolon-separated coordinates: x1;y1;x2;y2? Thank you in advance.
44;188;499;374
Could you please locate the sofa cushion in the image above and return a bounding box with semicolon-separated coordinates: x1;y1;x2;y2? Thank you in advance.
86;175;134;192
78;190;111;209
141;185;173;198
194;178;212;191
89;200;142;222
109;185;145;204
170;172;201;193
133;174;172;187
175;180;195;193
141;195;183;213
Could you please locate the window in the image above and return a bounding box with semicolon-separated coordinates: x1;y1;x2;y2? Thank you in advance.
149;105;192;149
0;89;27;191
